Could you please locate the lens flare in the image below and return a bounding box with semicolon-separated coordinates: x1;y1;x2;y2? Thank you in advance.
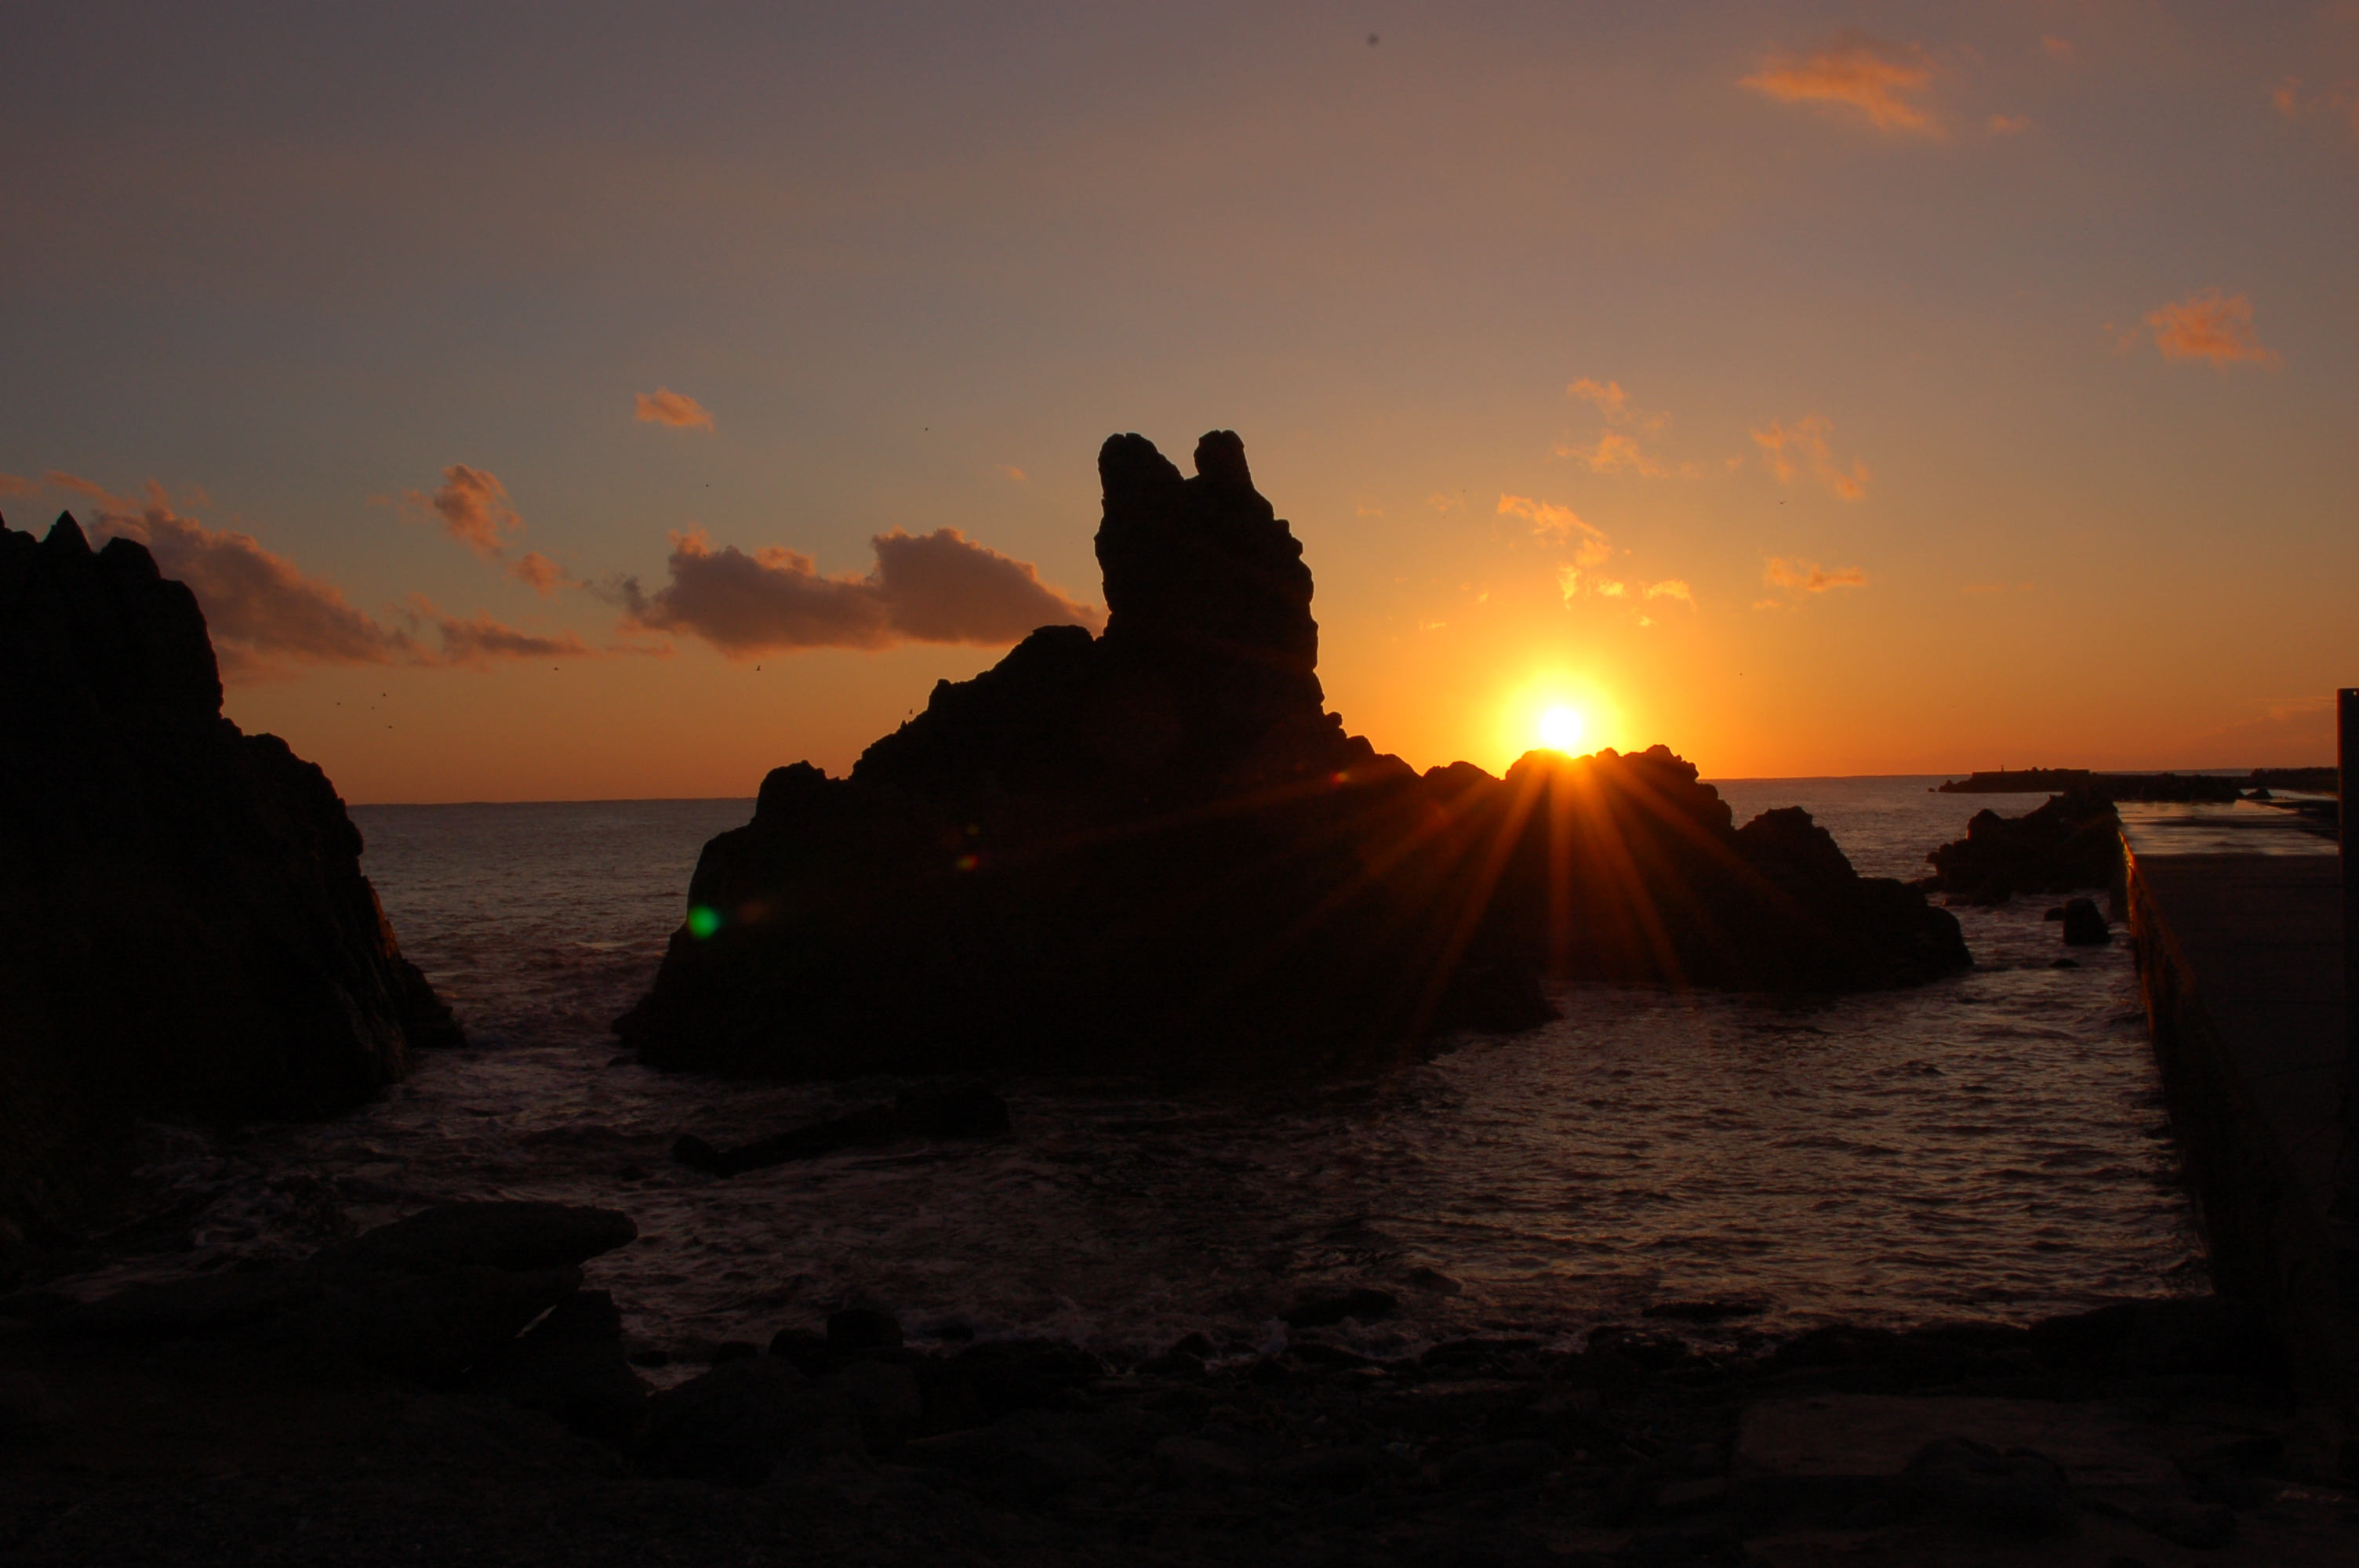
686;905;722;939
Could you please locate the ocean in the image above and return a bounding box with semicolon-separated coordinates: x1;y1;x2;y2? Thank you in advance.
63;777;2277;1374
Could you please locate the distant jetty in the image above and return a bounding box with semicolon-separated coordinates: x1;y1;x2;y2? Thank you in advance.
1936;766;2335;801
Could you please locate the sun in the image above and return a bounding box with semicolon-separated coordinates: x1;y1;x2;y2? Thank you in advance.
1537;706;1585;753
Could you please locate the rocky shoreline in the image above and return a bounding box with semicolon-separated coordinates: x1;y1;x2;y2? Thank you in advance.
5;1202;2354;1566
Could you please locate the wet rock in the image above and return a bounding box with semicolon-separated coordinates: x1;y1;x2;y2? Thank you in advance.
1154;1434;1259;1484
825;1359;924;1450
1280;1287;1398;1328
903;1426;1094;1507
0;1370;67;1433
311;1264;585;1381
636;1358;856;1485
1902;1437;2076;1537
951;1339;1108;1419
28;1265;316;1335
2061;897;2110;946
1;514;460;1247
481;1289;651;1443
827;1307;904;1352
1264;1444;1384;1490
314;1202;638;1276
1439;1440;1558;1490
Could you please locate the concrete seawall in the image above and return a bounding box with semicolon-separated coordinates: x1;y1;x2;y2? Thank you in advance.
2126;844;2359;1474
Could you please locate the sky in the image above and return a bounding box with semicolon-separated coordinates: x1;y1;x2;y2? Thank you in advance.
5;1;2355;802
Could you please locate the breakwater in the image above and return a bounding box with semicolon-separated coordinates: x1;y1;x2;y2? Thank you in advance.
2126;840;2359;1473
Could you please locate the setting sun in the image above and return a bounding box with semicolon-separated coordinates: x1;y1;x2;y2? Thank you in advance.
1538;706;1585;753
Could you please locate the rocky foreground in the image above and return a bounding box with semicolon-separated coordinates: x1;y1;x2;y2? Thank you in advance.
619;432;1968;1081
5;1203;2354;1566
0;514;458;1256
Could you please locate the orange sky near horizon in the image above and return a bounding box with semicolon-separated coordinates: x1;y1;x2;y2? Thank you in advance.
5;3;2354;803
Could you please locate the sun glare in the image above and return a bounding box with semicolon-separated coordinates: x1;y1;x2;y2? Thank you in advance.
1538;706;1585;753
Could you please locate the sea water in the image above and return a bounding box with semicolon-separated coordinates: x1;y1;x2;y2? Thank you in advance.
60;779;2247;1369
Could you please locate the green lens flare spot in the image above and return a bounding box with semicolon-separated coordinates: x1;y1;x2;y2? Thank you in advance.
686;905;722;939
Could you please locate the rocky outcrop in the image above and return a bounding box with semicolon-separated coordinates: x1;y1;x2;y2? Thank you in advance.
0;513;459;1247
616;433;1967;1079
1923;789;2123;905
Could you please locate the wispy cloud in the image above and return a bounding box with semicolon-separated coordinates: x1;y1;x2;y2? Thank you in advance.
401;463;569;593
996;463;1027;482
2042;37;2076;62
0;473;36;499
2144;289;2281;367
1743;33;1939;137
1750;416;1870;499
1763;556;1867;600
408;463;518;559
1559;430;1675;478
613;526;1100;656
1498;492;1613;571
1986;113;2032;135
1503;493;1692;616
41;475;605;681
633;388;714;430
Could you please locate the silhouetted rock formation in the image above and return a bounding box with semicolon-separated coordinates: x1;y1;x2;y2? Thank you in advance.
1923;789;2124;906
616;433;1966;1078
0;512;459;1247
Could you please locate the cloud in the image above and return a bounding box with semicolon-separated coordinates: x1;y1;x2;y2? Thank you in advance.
2274;76;2301;118
634;388;714;430
42;474;608;681
1561;430;1673;477
1750;416;1870;499
2042;37;2075;61
406;463;519;559
1765;557;1867;595
1498;493;1612;568
1567;378;1640;423
1987;113;2032;134
2145;289;2282;367
0;473;36;499
511;550;566;593
996;463;1027;482
1425;492;1463;514
1644;579;1696;608
615;525;1101;656
1743;33;1939;137
400;463;569;592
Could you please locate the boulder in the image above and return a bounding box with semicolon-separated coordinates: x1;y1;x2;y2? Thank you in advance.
312;1201;638;1275
2059;897;2109;946
614;433;1968;1080
635;1358;860;1484
0;514;459;1247
1924;789;2122;905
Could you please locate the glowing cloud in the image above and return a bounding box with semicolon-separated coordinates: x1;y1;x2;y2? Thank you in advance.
1765;557;1867;595
0;473;35;498
407;463;518;559
400;463;569;593
1750;416;1870;499
996;463;1028;482
1743;34;1939;137
1566;430;1673;478
1499;492;1613;573
44;475;598;681
616;526;1100;656
2144;289;2281;368
633;388;714;430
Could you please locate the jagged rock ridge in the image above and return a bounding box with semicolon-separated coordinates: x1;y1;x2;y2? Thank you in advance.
1;513;459;1250
617;432;1967;1080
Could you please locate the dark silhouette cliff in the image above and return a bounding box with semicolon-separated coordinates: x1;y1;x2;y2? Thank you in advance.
616;433;1966;1079
1;514;459;1250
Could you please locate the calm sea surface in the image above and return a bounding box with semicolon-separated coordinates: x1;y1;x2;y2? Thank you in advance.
69;779;2257;1370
